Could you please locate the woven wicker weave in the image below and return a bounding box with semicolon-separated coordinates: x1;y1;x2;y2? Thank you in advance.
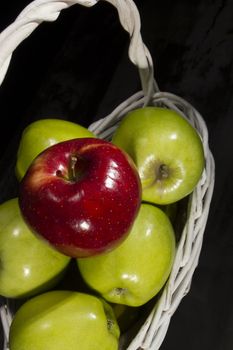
0;0;215;349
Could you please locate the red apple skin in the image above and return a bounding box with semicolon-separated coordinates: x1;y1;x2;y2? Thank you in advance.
19;138;141;258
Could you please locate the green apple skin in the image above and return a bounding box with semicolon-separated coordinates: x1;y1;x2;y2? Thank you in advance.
77;203;176;307
112;107;205;205
0;198;70;298
9;291;120;350
16;118;95;180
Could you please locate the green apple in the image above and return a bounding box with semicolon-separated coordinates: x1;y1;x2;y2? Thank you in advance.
112;107;205;205
9;290;120;350
77;203;176;307
16;118;95;180
0;198;70;298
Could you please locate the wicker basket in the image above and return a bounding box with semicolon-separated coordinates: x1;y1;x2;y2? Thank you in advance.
0;0;215;349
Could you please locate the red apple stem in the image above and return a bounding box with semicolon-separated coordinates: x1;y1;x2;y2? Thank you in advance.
69;155;78;181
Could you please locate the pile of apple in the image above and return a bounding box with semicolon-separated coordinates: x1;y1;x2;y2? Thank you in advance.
0;107;205;350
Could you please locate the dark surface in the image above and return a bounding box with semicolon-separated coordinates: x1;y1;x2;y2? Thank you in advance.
0;0;233;349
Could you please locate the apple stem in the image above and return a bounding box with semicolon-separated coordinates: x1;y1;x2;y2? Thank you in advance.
56;155;85;182
157;164;169;180
69;155;78;181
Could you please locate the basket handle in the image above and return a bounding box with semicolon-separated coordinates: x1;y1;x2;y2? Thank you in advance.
0;0;156;104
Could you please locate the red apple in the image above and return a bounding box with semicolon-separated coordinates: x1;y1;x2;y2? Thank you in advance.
19;138;141;258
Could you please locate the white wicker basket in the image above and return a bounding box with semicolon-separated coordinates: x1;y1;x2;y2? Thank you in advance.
0;0;215;349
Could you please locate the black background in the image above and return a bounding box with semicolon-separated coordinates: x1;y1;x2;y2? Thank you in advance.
0;0;233;349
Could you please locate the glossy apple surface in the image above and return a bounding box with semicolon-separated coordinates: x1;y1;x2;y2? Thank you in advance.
19;138;141;258
77;203;176;307
16;118;95;180
0;198;70;298
112;107;205;205
9;290;120;350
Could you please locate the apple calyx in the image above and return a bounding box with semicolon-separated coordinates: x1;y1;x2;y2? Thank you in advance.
101;299;120;338
113;287;127;296
107;319;115;332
